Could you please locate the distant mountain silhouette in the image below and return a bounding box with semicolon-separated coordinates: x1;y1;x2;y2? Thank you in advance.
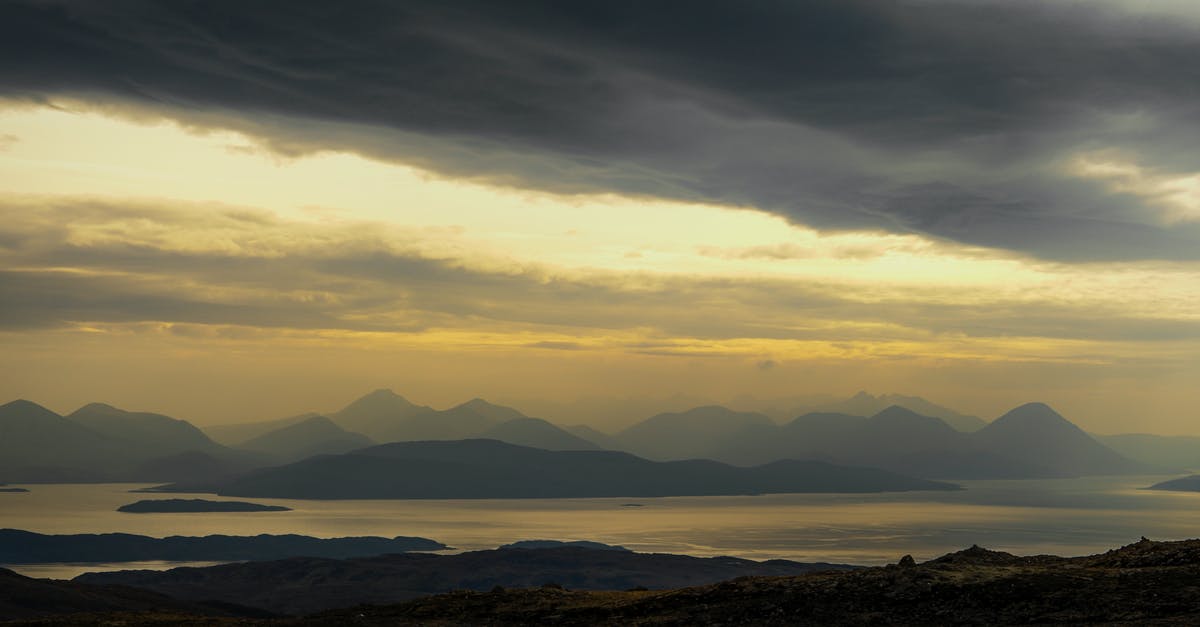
329;388;434;441
159;438;957;499
971;403;1155;477
0;400;125;473
203;412;320;446
613;406;775;461
374;399;507;441
127;450;253;484
0;400;253;483
789;391;987;432
240;415;374;462
562;424;622;449
612;402;1151;480
68;402;223;455
478;418;601;450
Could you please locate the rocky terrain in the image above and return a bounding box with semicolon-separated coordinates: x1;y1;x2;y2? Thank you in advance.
10;538;1200;624
75;547;851;614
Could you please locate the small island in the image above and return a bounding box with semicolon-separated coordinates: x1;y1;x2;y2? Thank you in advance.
0;487;29;493
499;539;630;552
117;498;292;513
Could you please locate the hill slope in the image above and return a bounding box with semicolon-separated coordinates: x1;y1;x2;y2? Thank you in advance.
479;418;601;451
68;403;223;455
972;402;1155;477
240;415;374;462
613;406;775;461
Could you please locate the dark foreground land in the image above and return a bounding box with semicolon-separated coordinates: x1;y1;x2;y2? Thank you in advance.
8;538;1200;625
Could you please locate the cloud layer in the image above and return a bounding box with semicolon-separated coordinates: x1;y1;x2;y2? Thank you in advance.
4;1;1200;259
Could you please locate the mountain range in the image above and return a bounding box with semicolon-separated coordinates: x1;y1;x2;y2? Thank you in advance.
0;390;1174;489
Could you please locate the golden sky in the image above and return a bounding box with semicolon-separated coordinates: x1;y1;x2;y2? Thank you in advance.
1;102;1197;432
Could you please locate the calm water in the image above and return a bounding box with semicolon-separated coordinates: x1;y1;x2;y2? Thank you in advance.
3;476;1200;578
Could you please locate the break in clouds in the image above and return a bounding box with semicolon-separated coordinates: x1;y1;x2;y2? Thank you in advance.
3;0;1200;261
2;197;1198;356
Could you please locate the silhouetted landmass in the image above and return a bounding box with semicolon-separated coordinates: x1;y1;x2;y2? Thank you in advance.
498;540;629;552
613;406;773;461
240;415;374;462
0;488;28;493
0;567;268;622
787;391;988;432
159;439;957;499
28;539;1200;624
1145;475;1200;492
328;388;436;441
562;424;622;449
479;418;601;451
117;499;291;513
68;403;223;456
0;400;262;483
0;529;446;564
76;546;852;615
204;412;321;446
625;402;1159;479
297;539;1200;626
971;402;1153;477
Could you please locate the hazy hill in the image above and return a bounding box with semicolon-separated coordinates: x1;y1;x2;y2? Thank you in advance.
203;412;320;446
0;400;256;483
126;450;253;484
68;402;222;455
478;417;601;451
972;402;1155;477
562;424;622;449
380;399;507;442
0;398;132;475
163;438;957;499
240;415;374;462
1095;433;1200;471
625;403;1142;480
789;391;987;432
330;389;434;441
613;405;775;461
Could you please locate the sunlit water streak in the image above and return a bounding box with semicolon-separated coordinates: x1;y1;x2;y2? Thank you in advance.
2;476;1198;578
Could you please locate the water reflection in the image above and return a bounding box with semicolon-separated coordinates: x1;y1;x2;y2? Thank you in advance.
2;475;1198;579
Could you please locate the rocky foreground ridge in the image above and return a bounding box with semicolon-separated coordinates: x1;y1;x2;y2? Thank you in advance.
9;538;1200;625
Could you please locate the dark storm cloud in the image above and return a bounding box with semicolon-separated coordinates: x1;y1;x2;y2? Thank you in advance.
3;0;1200;259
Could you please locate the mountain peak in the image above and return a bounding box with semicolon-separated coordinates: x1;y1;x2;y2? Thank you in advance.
72;402;120;415
851;391;875;401
362;388;404;401
0;399;60;418
988;402;1075;431
451;398;527;423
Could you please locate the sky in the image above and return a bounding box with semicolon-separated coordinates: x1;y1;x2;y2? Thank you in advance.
0;0;1198;432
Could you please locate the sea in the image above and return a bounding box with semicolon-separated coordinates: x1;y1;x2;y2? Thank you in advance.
3;475;1199;579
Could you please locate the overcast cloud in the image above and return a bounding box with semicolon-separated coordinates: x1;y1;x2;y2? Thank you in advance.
3;0;1200;260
